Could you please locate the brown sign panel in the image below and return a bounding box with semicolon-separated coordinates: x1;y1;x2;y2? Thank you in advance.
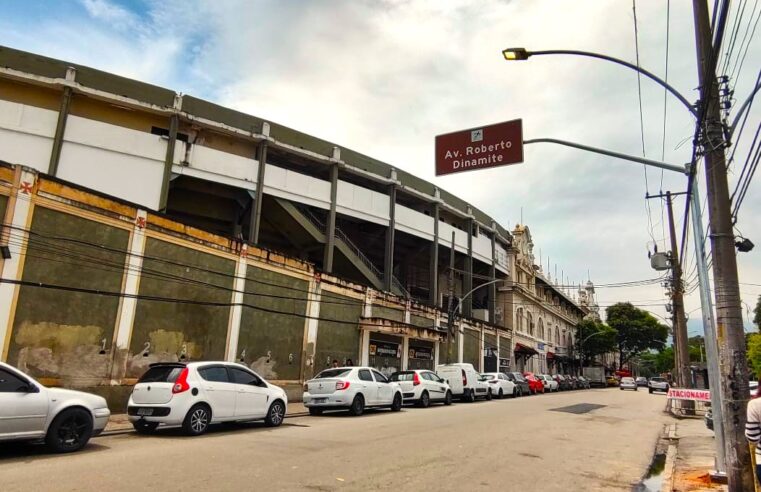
435;119;523;176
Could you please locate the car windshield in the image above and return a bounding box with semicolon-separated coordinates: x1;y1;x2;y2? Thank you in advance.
478;374;489;381
483;373;498;379
138;365;184;383
315;369;351;379
622;377;634;383
512;373;526;382
650;377;666;383
389;371;415;381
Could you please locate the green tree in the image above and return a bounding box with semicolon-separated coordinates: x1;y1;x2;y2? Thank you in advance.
606;302;669;369
748;333;761;378
754;295;761;331
575;319;618;365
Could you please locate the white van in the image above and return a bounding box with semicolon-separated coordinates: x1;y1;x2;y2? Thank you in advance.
436;363;491;402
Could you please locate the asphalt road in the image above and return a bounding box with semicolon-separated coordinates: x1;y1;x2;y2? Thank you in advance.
0;387;670;491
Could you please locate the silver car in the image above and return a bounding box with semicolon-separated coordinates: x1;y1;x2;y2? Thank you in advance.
648;377;670;394
620;377;638;391
303;367;404;416
0;362;110;452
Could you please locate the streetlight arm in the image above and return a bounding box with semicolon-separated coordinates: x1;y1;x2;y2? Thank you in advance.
453;278;504;316
527;50;698;118
730;78;761;138
523;138;687;174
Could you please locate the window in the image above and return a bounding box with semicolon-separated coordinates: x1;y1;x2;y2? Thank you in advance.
372;370;389;383
516;308;524;332
198;366;230;383
229;367;261;386
389;371;414;382
138;365;183;383
358;369;373;382
316;369;352;379
0;368;28;392
538;318;545;340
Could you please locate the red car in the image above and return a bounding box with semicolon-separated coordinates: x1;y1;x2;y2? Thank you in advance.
523;372;545;394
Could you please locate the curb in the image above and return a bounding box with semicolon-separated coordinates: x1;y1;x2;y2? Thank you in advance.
98;411;311;437
661;423;679;492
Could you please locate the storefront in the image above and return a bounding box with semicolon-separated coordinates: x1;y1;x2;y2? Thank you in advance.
407;340;435;370
514;342;538;372
360;318;443;378
368;332;403;378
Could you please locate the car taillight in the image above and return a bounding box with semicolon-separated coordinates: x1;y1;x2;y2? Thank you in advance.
413;372;421;386
336;381;350;390
462;369;467;386
172;368;190;394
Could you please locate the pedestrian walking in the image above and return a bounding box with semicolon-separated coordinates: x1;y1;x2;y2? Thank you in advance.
745;396;761;485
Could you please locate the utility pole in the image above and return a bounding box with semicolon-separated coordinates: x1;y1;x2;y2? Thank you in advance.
647;191;691;391
693;0;752;488
446;231;456;364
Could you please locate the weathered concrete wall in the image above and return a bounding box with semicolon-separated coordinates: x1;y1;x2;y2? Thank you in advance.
238;265;308;381
410;313;434;329
128;237;235;378
9;206;129;386
484;332;497;353
314;292;362;371
373;305;405;322
463;329;480;368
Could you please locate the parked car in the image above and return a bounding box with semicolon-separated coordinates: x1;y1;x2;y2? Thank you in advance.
635;376;648;387
582;366;607;388
576;376;591;389
648;377;670;394
481;372;517;398
606;376;619;387
128;361;287;435
553;374;572;391
506;372;531;396
564;375;579;390
0;361;110;452
620;377;637;391
539;374;559;392
304;366;402;416
389;370;452;407
437;363;491;402
523;373;545;394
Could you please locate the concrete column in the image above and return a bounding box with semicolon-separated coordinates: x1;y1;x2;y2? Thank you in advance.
429;201;440;306
323;162;338;272
384;182;397;292
158;113;179;212
464;217;474;317
360;329;370;366
224;244;248;362
496;335;501;371
404;299;411;324
479;326;485;372
363;288;373;318
109;208;148;380
457;321;464;363
303;275;321;380
401;336;409;370
249;136;269;245
434;339;440;367
489;224;497;323
48;67;76;176
0;168;36;360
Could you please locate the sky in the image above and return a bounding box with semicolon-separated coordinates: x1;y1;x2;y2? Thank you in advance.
1;0;760;337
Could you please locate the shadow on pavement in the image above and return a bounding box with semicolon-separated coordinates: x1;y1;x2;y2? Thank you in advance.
0;440;110;462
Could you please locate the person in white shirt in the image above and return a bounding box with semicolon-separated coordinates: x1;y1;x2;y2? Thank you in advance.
745;396;761;484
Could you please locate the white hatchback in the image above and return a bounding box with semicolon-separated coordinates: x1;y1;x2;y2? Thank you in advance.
127;362;288;436
389;369;453;407
0;362;110;453
481;372;517;399
539;374;559;392
303;367;404;416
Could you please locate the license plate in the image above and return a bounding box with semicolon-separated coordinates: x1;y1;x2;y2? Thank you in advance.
312;398;327;404
137;408;153;416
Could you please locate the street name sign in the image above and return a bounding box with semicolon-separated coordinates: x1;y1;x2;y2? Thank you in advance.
435;119;523;176
667;388;710;402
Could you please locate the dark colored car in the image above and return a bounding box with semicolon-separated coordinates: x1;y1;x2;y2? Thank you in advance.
553;374;572;391
564;375;579;390
576;376;591;389
635;376;648;387
523;372;545;394
506;372;531;396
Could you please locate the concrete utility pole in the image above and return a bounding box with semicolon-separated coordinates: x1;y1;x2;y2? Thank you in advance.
446;231;456;364
692;0;753;488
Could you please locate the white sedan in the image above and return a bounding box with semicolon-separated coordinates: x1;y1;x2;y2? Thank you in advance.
127;362;288;436
303;367;404;416
481;372;517;398
389;370;453;407
0;362;110;452
539;374;559;392
620;377;638;391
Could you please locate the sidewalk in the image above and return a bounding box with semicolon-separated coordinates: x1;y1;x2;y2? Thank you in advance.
103;401;309;434
663;418;728;492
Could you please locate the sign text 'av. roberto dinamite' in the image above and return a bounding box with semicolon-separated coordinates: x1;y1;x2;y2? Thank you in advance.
435;119;523;176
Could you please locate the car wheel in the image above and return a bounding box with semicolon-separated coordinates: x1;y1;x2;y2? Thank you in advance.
444;390;453;405
265;400;286;427
419;391;430;408
308;407;323;416
183;404;211;436
486;389;493;401
649;388;653;394
349;394;365;416
390;393;403;412
463;389;475;403
498;389;504;399
45;407;94;453
133;420;160;434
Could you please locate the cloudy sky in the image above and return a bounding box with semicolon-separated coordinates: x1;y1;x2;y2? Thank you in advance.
2;0;760;335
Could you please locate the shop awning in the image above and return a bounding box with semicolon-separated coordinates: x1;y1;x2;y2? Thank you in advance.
546;351;555;360
514;343;538;356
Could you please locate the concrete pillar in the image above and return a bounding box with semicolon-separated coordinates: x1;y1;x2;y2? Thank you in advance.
360;329;370;366
489;223;497;323
224;244;248;362
0;168;36;360
48;68;76;176
464;217;474;317
457;321;464;363
434;339;440;367
404;299;411;324
363;288;374;318
479;326;485;372
158;113;179;212
249;135;269;245
109;208;148;380
384;180;397;292
323;161;338;272
496;335;501;372
401;336;409;370
303;275;321;380
429;201;440;306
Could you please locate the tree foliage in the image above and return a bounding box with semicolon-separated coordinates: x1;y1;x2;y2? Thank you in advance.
748;333;761;378
575;319;617;365
754;295;761;332
606;302;669;368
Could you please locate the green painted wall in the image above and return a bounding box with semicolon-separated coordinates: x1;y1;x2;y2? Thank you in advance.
410;314;434;329
9;207;128;380
373;305;404;322
238;266;308;381
314;293;362;372
463;329;480;367
129;238;235;376
442;335;457;364
484;333;497;352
